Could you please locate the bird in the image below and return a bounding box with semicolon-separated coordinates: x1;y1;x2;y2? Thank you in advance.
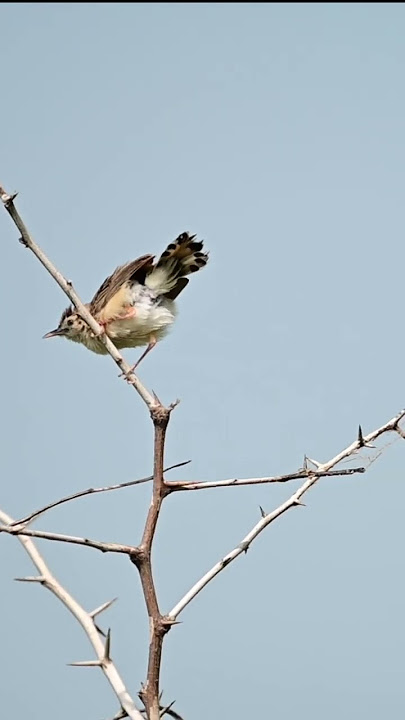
43;231;209;370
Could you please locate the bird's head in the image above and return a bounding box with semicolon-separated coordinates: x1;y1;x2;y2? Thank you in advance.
43;306;87;343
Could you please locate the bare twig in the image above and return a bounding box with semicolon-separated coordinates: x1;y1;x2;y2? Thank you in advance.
0;525;137;555
13;461;191;527
168;409;405;619
0;185;157;410
165;466;365;492
0;508;143;720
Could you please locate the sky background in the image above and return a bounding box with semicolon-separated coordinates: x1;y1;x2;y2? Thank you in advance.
1;3;405;719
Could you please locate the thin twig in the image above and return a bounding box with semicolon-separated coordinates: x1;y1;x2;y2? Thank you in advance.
168;409;405;620
0;507;143;720
0;525;137;555
0;185;157;410
165;466;365;492
13;461;191;527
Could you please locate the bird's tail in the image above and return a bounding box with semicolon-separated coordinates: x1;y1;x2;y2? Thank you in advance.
146;232;208;299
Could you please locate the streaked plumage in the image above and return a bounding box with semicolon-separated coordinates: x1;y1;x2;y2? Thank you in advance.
44;232;209;367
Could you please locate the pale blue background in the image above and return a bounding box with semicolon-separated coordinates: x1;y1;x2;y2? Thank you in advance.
1;3;405;719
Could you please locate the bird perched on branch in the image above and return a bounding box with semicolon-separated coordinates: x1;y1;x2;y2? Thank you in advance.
44;232;209;370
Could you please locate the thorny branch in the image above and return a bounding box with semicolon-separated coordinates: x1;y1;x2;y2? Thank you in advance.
0;508;144;720
2;184;405;720
11;465;362;530
13;461;191;527
168;410;405;620
165;466;365;492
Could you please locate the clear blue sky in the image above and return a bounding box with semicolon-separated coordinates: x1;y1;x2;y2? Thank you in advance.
1;3;405;718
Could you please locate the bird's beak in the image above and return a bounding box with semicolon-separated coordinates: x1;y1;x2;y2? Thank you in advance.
43;328;65;339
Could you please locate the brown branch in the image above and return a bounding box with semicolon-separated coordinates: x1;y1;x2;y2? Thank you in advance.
132;406;173;720
13;461;191;527
0;185;157;410
165;466;365;492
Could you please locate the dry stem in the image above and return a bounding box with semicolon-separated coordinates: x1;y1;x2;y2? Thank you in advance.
0;507;143;720
168;410;405;619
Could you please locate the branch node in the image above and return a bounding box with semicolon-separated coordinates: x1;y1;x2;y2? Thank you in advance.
238;541;250;554
396;425;405;440
161;615;182;629
150;404;170;425
1;189;18;205
18;235;29;247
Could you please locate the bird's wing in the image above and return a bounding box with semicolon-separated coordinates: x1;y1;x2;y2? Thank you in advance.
89;255;155;318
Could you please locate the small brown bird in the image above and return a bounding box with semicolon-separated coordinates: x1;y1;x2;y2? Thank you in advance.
44;232;209;369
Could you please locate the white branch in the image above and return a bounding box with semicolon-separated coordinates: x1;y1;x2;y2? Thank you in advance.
168;409;405;619
165;466;364;491
0;507;144;720
0;525;136;555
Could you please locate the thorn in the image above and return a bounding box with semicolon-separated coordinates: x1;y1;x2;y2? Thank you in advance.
111;709;128;720
110;707;128;720
358;425;364;447
104;628;111;661
68;660;102;667
89;597;117;619
14;575;45;583
303;455;308;471
259;505;266;518
160;701;176;718
306;456;320;469
152;390;162;405
239;541;250;554
168;398;180;412
162;616;182;627
94;622;106;637
293;498;306;507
